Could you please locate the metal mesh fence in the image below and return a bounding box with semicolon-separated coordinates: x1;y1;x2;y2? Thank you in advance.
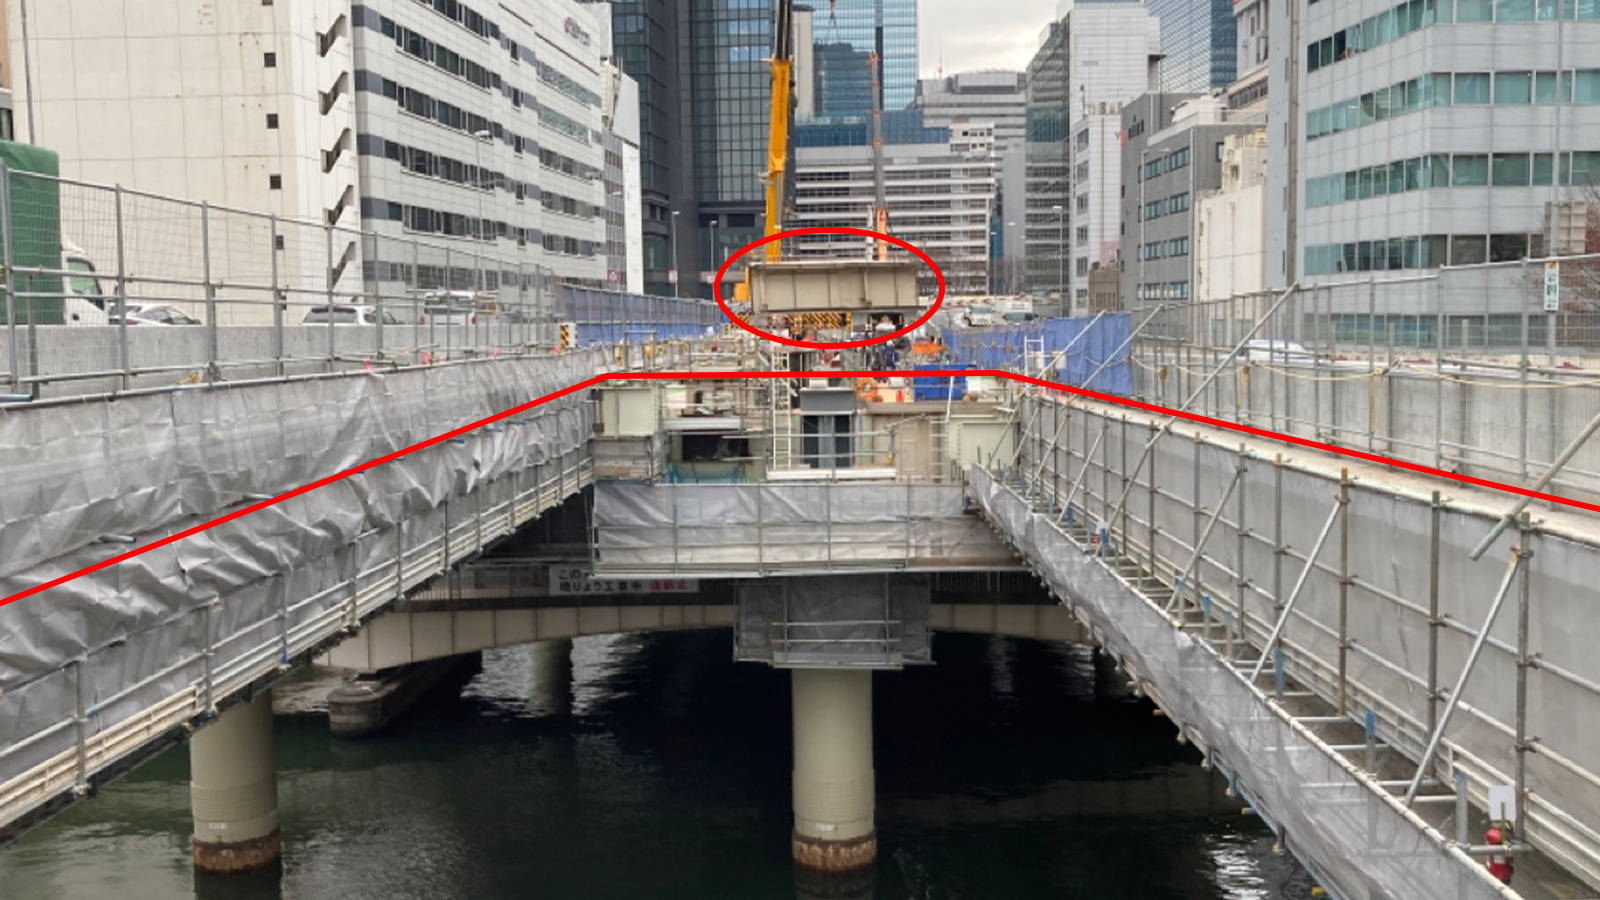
0;168;718;401
1125;258;1600;503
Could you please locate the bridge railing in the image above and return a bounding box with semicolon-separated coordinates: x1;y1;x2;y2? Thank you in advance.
0;166;715;402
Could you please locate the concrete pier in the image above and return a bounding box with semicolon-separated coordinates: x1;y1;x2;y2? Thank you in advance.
190;691;279;873
791;669;876;875
327;654;483;737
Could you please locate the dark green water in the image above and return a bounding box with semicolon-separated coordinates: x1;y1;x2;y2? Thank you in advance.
0;632;1312;899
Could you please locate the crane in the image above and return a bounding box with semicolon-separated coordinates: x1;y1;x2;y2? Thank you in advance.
762;0;796;264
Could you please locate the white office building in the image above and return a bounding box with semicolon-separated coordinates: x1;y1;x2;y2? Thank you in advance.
1268;0;1600;327
8;0;618;321
792;126;997;296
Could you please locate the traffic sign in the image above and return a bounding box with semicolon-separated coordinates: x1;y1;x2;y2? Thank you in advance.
1544;261;1561;312
667;269;678;285
607;269;620;283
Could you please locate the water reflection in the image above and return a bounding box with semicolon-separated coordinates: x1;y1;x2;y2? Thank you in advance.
0;632;1312;900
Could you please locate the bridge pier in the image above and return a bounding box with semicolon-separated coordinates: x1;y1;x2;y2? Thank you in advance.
189;691;280;873
791;669;875;878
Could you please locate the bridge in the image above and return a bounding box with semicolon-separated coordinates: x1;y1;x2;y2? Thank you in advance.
4;175;1600;899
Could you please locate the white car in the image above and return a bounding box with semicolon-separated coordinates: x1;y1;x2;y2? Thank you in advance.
61;241;109;324
109;304;203;326
302;304;403;326
1241;339;1313;363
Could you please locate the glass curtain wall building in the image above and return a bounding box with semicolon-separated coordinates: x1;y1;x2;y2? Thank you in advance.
690;0;773;281
1024;21;1069;295
810;0;919;120
1147;0;1237;92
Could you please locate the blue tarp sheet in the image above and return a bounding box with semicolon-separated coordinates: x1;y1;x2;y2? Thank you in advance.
943;314;1133;396
560;286;723;346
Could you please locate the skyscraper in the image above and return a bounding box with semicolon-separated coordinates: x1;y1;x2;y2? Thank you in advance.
1147;0;1238;93
809;0;919;120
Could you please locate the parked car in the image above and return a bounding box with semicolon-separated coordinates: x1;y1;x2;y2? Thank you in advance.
109;304;202;326
61;241;109;324
302;304;403;326
420;291;483;326
1241;339;1313;363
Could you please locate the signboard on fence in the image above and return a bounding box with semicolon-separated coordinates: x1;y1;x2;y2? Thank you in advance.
548;566;698;596
1545;261;1561;312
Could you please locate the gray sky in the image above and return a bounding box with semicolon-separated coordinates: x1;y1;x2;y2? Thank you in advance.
918;0;1057;78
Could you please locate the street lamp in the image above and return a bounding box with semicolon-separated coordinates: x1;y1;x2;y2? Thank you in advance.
472;129;493;294
1051;204;1065;312
670;210;681;299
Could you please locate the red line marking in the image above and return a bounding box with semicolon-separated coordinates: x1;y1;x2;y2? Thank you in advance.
3;366;1594;612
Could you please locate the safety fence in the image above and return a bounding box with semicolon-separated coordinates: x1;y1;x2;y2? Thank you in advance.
982;394;1600;897
0;352;600;841
591;482;1019;576
0;166;715;401
944;313;1135;396
1124;263;1600;505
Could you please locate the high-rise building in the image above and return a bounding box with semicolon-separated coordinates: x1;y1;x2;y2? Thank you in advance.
10;0;623;319
1024;22;1069;298
915;71;1027;285
808;0;918;120
606;0;699;296
1146;0;1238;93
689;0;774;291
1268;0;1600;329
1024;2;1161;308
792;116;996;296
1119;93;1261;309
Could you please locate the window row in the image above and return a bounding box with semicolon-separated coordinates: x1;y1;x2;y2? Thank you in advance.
1140;146;1191;181
538;105;592;144
1138;237;1191;261
1307;70;1600;141
408;0;499;41
1138;192;1191;222
539;147;603;182
1136;282;1192;300
537;60;603;108
542;232;601;257
1303;231;1544;275
381;15;498;90
1306;150;1600;207
1306;0;1600;75
542;189;601;220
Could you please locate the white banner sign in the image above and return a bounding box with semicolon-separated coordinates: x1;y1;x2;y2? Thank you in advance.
548;566;698;596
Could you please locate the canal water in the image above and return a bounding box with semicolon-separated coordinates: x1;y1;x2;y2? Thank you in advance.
1;631;1313;900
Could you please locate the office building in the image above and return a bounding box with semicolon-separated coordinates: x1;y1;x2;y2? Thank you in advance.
809;0;918;120
1119;93;1262;308
606;0;699;296
1025;1;1160;308
792;117;997;296
9;0;621;319
1147;0;1238;93
1267;0;1600;328
914;71;1027;287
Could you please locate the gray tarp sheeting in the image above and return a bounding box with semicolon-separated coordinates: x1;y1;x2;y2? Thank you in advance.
0;351;600;790
592;482;1017;573
969;466;1513;900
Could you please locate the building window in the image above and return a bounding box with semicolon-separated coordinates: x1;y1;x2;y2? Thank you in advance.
266;113;279;129
1453;154;1489;186
1451;235;1487;265
1455;73;1491;104
1492;153;1531;186
269;174;282;189
1495;71;1533;105
264;52;277;68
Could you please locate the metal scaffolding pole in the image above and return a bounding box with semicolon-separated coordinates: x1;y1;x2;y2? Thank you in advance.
1248;498;1343;683
1404;545;1526;806
1165;461;1244;615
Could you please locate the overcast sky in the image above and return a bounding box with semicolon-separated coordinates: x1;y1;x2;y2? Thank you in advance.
917;0;1057;78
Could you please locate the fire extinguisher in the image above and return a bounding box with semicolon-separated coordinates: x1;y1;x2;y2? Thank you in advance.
1485;824;1514;885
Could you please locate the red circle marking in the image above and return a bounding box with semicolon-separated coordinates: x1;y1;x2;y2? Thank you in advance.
712;226;946;349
